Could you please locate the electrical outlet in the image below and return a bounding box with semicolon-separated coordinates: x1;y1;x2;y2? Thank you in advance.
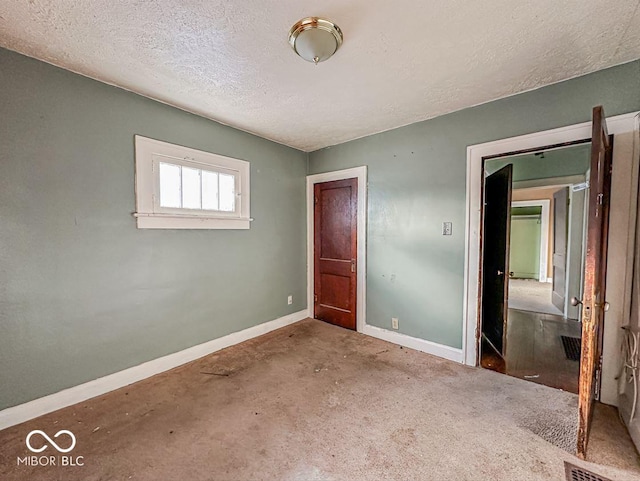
287;295;293;305
443;222;452;236
392;317;399;330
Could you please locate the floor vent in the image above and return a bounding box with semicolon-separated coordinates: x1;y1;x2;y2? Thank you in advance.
560;336;582;361
564;462;612;481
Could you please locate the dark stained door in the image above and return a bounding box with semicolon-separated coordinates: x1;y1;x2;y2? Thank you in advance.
314;178;357;330
481;164;513;356
552;187;569;312
577;106;613;458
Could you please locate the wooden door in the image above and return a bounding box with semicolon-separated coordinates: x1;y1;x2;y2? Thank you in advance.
481;164;513;356
314;178;358;330
552;187;569;312
577;106;613;458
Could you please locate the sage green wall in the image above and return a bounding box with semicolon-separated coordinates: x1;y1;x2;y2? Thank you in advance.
308;59;640;348
0;48;307;410
509;208;542;279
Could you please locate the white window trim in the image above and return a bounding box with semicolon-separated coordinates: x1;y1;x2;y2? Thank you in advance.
134;136;250;229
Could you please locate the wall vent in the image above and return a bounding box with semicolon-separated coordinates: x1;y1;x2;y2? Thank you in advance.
560;336;582;361
564;462;612;481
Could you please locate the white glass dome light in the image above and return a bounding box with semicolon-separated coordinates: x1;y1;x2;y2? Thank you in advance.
288;17;343;65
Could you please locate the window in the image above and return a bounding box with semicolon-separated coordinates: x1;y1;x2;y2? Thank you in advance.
157;161;236;212
134;136;250;229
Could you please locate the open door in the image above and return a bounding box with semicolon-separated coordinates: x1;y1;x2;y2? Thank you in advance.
552;187;569;312
481;164;513;357
576;106;613;458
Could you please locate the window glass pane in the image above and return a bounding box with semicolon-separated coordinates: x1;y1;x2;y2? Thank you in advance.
202;171;219;210
219;173;236;212
157;161;237;214
159;162;181;208
181;167;202;209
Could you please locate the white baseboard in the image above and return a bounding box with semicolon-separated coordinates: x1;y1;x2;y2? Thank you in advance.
361;324;464;363
0;309;309;431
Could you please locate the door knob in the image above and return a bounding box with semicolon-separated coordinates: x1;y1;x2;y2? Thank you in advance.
497;270;504;276
571;298;610;311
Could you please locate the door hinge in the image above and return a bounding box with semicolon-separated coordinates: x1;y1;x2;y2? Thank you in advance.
594;355;603;399
314;196;318;205
314;294;318;303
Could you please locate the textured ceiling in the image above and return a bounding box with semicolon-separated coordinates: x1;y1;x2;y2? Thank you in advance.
1;0;639;152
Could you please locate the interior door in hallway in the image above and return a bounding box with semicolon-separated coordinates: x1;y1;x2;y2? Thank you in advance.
552;187;569;312
314;178;357;330
481;164;513;357
577;106;613;458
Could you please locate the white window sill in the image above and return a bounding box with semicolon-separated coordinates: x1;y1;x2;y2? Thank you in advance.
134;213;251;230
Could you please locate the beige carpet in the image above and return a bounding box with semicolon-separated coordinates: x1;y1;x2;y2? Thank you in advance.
1;319;637;481
509;278;563;315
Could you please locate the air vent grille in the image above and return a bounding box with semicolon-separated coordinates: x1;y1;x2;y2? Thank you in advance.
564;462;611;481
561;336;582;361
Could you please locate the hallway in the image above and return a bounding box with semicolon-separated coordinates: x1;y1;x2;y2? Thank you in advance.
508;279;563;316
481;309;581;393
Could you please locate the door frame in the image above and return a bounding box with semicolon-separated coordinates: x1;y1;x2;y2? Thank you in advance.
307;167;368;332
511;199;550;283
463;111;640;407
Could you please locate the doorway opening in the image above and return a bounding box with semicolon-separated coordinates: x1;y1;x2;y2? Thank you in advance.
306;167;368;333
464;109;639;458
313;177;359;330
480;140;591;394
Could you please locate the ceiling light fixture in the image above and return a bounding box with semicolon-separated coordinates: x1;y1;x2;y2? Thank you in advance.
288;17;343;65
